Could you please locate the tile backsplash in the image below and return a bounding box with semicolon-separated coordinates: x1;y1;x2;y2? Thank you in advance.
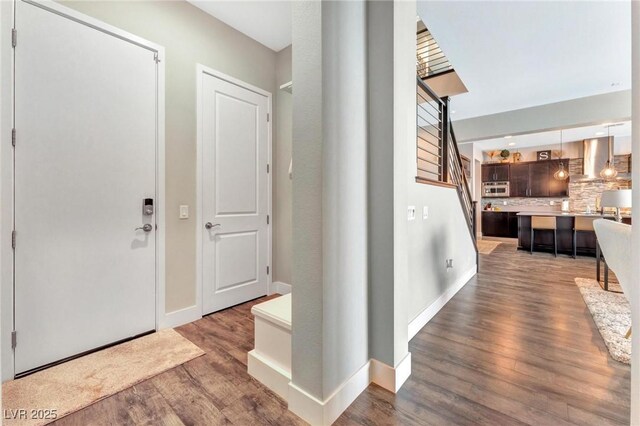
481;155;632;212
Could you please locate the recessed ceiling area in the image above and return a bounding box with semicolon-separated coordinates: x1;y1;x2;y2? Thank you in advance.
417;1;631;121
465;121;632;154
187;1;291;52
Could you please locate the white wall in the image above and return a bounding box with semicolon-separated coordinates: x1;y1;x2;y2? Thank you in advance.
406;185;477;322
454;90;631;143
274;46;292;286
60;0;280;314
290;0;368;403
367;0;413;370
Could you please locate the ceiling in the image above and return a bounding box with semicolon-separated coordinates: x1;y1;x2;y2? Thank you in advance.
466;121;632;153
187;1;291;52
418;1;631;121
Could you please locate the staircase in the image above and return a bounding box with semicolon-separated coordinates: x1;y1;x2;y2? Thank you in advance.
416;77;478;263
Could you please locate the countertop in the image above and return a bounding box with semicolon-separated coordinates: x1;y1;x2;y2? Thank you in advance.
515;211;630;218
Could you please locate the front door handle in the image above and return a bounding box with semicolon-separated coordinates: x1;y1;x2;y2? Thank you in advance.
205;222;221;230
135;224;153;232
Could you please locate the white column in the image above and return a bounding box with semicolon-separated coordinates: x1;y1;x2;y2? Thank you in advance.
290;1;369;424
630;1;640;424
367;0;414;392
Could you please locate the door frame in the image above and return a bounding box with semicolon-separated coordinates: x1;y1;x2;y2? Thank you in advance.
195;64;273;316
0;0;166;380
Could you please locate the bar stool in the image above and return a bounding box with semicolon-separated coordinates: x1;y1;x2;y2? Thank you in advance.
531;216;557;257
573;216;598;259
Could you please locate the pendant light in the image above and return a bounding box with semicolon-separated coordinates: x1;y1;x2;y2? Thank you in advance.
553;129;568;180
599;125;618;179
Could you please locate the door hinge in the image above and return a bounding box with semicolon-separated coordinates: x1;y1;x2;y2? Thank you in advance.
267;164;270;173
267;215;269;225
153;52;160;63
11;230;16;249
11;28;16;48
11;331;16;349
11;128;16;147
267;266;269;275
267;113;270;122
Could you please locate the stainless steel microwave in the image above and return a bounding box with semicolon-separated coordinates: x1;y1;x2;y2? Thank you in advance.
482;181;510;198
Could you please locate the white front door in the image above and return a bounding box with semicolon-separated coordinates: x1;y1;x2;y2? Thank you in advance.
13;1;158;374
200;71;269;314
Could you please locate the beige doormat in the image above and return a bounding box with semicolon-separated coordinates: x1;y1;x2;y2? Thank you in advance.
2;328;204;425
575;277;630;364
477;239;501;254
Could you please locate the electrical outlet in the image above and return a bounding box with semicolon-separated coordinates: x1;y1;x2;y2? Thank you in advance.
423;206;429;219
408;206;416;221
549;200;555;206
446;259;453;269
503;201;507;206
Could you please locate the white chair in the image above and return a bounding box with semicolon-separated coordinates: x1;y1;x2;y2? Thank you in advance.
593;219;633;337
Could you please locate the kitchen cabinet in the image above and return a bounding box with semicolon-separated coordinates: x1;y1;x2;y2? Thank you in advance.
529;161;550;197
481;164;509;182
548;160;569;197
482;211;519;238
508;160;568;198
509;163;529;197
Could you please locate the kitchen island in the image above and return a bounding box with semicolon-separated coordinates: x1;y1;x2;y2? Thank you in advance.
516;212;631;257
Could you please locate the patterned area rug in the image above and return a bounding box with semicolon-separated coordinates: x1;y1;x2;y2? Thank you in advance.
575;277;630;364
477;240;501;254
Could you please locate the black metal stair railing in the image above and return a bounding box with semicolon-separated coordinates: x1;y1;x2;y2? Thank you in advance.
417;27;453;79
416;77;478;257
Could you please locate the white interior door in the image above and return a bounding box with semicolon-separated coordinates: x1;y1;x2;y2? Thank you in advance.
201;71;269;314
14;1;158;374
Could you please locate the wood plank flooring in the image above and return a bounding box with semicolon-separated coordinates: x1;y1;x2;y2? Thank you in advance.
53;241;629;425
336;242;630;426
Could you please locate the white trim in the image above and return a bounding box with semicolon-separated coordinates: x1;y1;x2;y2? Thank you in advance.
370;352;412;393
1;0;14;382
159;305;201;330
154;36;167;334
248;350;291;400
408;266;477;341
21;0;164;53
270;281;292;295
288;361;371;426
1;0;166;379
195;64;273;317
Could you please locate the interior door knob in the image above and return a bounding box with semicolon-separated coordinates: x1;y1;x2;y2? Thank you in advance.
205;222;221;230
135;224;153;232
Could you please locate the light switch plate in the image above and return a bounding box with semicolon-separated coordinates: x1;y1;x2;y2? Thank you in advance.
408;206;416;221
423;206;429;219
179;205;189;219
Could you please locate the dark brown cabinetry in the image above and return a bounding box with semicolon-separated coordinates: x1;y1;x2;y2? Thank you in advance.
482;212;519;238
509;163;529;197
506;160;568;198
481;164;509;182
548;160;569;197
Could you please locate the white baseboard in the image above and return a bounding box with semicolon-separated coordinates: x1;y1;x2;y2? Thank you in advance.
271;281;292;295
370;352;412;393
159;304;201;329
408;266;476;340
248;350;291;401
288;361;371;426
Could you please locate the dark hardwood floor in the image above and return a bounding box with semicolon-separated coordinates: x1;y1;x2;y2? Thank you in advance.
54;241;629;425
336;241;630;426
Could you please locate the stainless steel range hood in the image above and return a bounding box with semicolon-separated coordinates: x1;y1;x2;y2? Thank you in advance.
570;136;632;182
